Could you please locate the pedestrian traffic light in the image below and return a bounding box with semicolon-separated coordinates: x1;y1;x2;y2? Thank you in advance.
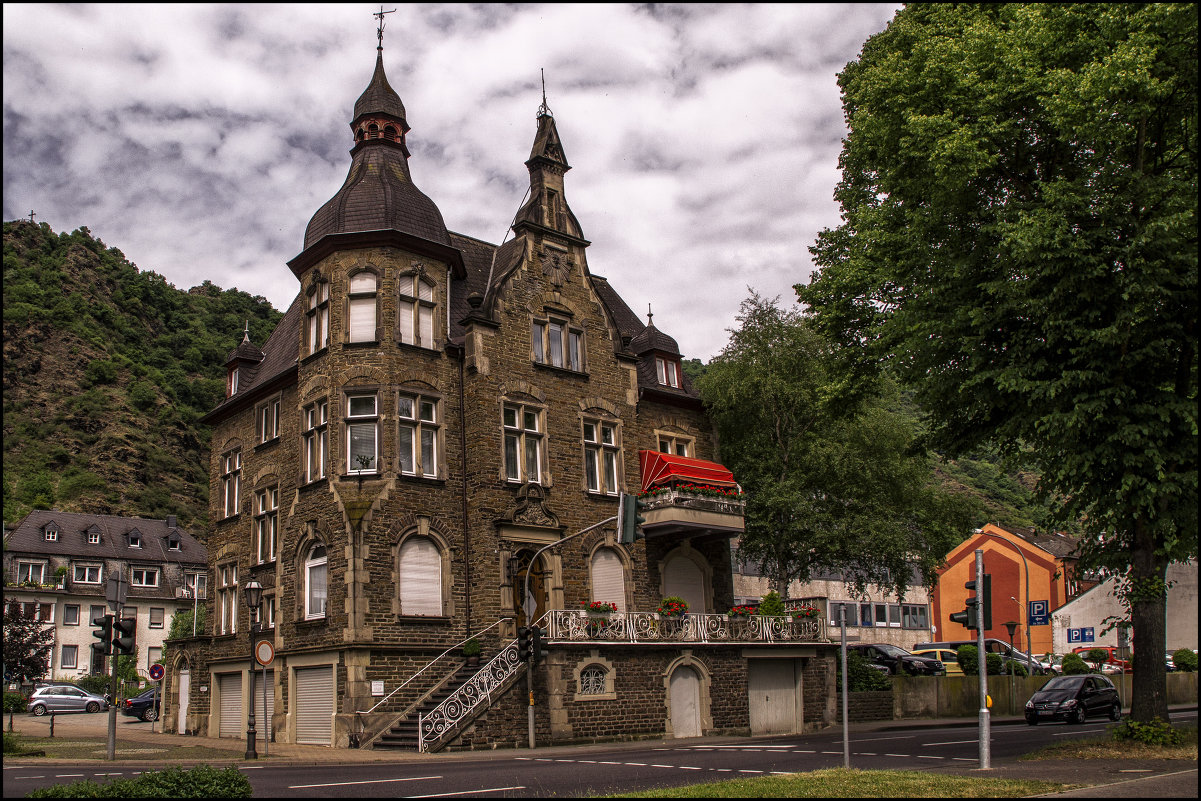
949;573;992;631
517;626;531;662
112;616;137;656
618;492;647;545
530;625;543;665
92;613;114;656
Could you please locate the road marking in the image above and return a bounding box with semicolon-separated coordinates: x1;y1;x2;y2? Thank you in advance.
625;762;647;766
18;775;45;779
407;787;525;798
715;768;732;772
917;755;944;760
738;769;764;774
1119;769;1153;772
923;739;977;746
55;774;85;777
597;761;621;765
289;775;441;789
679;766;702;770
851;734;916;742
794;749;816;753
884;753;909;757
240;765;266;770
821;750;842;754
859;752;877;756
952;757;977;762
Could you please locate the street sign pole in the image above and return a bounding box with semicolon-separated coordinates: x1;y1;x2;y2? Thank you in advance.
104;570;126;761
840;606;849;769
976;550;990;770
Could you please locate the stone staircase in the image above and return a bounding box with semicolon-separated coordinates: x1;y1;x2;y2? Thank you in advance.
372;662;482;751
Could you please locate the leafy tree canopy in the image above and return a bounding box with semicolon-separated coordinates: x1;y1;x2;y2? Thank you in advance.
801;3;1197;721
2;604;54;683
698;293;977;601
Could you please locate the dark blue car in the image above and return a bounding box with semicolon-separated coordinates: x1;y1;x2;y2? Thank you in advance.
121;688;160;722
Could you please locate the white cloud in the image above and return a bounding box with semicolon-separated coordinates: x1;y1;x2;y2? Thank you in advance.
3;2;900;360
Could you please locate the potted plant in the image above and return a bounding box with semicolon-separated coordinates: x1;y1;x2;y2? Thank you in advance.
657;597;689;617
582;601;617;635
727;604;756;618
756;590;786;617
462;638;481;667
54;566;68;588
789;605;820;619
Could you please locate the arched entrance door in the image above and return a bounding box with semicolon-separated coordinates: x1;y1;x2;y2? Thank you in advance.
669;665;702;738
176;662;190;735
514;549;549;629
663;553;706;613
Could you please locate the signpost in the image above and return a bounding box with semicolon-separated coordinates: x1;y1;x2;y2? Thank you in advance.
255;640;274;757
1028;600;1050;627
148;663;164;733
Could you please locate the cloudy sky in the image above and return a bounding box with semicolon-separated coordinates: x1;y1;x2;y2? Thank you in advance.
3;3;899;361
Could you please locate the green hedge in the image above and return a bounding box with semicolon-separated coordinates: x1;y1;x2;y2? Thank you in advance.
1172;648;1198;673
26;764;252;798
4;692;28;713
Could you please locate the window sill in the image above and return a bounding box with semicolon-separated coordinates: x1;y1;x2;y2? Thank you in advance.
217;514;241;524
299;347;328;366
532;361;588;379
252;560;277;570
296;617;327;629
343;340;379;349
397;341;441;354
584;491;620;502
340;472;381;481
397;472;445;486
396;614;451;623
255;437;280;452
298;477;328;493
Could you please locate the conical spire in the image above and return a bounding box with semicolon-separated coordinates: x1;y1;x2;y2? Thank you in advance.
353;49;408;130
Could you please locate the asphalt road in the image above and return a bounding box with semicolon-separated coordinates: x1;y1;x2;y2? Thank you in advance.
6;712;1197;798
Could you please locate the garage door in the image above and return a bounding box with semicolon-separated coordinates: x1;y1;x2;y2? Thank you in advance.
217;673;242;739
294;666;334;745
748;660;797;735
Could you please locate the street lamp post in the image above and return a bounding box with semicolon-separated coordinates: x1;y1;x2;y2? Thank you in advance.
243;579;262;761
1004;620;1019;714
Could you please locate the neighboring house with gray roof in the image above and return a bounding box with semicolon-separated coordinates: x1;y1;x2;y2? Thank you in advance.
3;510;208;682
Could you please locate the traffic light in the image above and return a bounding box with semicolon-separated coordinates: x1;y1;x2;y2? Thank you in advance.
618;492;647;545
517;626;531;662
530;625;543;665
112;616;137;656
949;573;992;631
92;613;114;656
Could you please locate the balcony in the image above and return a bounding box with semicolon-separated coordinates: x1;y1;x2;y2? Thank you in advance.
638;450;744;538
547;610;826;645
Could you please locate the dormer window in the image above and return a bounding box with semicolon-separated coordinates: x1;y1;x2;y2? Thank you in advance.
44;525;59;542
88;530;101;545
228;366;240;397
655;356;681;388
168;537;181;551
533;317;583;372
128;530;142;549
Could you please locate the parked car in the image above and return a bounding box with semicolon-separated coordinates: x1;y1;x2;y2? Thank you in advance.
914;639;1045;675
27;685;109;716
1043;654;1066;675
1165;652;1177;672
1071;645;1130;671
121;688;161;722
849;643;945;676
1024;674;1122;725
912;648;964;676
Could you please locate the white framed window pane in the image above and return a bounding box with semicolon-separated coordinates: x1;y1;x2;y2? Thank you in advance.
419;306;434;345
503;406;517;428
417;280;434;302
349;297;375;342
348;394;376;416
601;425;615;446
583;423;596;443
504;435;520;480
349;273;376;293
525;438;540;482
318;307;329;348
675;441;688;457
419;401;436;422
399;425;415;474
400;301;415;344
585;449;599;491
308;563;327;618
656;358;667;384
523;410;538;432
569;331;581;371
398;396;414;419
548;323;563;367
61;645;78;669
604;451;618;493
532;323;545;362
420;429;435;476
399;537;442;615
349;424;377;471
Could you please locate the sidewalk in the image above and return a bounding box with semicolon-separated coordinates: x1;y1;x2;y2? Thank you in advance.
6;705;1197;795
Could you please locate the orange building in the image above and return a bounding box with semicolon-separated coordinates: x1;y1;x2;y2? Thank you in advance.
932;524;1098;656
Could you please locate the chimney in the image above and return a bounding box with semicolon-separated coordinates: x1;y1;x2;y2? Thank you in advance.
166;515;177;529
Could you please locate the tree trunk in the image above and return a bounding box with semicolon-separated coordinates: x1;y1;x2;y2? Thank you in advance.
1129;518;1169;723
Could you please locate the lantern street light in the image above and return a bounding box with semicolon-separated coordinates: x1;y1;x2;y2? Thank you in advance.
243;579;263;760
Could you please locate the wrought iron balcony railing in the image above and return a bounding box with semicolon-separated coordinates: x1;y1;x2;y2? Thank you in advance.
639;487;745;515
547;610;827;644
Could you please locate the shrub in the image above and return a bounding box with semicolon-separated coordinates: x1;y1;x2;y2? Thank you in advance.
1112;718;1183;746
756;590;786;616
957;644;979;675
1061;652;1091;675
3;731;23;754
1172;648;1198;673
462;638;481;658
838;650;892;692
26;764;253;798
4;692;28;713
76;675;110;696
1085;647;1110;669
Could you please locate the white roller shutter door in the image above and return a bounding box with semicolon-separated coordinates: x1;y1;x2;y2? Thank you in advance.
399;537;441;615
217;673;242;739
591;548;626;611
256;669;275;742
294;666;334;745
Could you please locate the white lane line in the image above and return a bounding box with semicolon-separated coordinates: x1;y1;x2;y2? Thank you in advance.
407;787;525;798
597;761;621;765
715;768;732;772
55;774;85;778
18;775;45;779
859;752;877;756
917;755;944;760
884;753;910;757
289;775;441;789
679;766;702;770
625;762;647;766
923;739;977;746
952;757;978;762
651;764;675;768
851;735;916;742
738;769;764;774
821;750;842;754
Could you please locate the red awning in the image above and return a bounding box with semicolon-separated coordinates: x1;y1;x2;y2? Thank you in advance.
639;450;737;491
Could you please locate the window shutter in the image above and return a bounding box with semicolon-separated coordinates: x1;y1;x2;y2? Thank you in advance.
663;555;705;613
591;548;625;611
349;297;375;342
399;537;442;615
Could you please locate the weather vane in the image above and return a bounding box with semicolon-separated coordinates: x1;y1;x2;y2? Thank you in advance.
537;68;553;118
375;6;396;50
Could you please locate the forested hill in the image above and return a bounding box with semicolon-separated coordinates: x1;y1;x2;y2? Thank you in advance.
2;220;284;531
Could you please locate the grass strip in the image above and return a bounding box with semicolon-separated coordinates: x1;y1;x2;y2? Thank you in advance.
1020;724;1197;762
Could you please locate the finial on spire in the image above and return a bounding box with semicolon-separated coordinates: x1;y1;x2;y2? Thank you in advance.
374;6;396;51
242;320;251;344
647;304;654;325
537;68;553;118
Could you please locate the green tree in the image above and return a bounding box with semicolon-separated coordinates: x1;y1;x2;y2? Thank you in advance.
699;293;977;600
802;3;1197;723
2;605;53;682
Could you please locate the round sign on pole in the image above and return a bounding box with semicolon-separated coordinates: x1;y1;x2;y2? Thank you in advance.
255;640;275;667
148;663;165;681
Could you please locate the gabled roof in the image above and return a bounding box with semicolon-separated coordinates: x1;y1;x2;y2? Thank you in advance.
6;510;207;566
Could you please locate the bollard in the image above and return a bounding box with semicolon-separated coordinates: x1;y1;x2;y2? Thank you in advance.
49;711;55;738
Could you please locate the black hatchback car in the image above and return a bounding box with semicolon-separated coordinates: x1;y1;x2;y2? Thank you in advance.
121;688;161;722
849;643;945;676
1025;674;1121;725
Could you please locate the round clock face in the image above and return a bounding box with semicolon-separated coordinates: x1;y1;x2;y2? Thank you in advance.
255;640;275;667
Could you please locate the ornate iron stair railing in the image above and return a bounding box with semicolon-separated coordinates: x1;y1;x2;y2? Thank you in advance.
417;638;525;753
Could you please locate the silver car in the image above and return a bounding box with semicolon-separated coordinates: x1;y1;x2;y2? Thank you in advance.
28;685;109;715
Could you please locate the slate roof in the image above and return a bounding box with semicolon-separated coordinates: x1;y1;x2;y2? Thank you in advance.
5;510;207;566
203;294;303;420
353;50;408;126
988;523;1082;558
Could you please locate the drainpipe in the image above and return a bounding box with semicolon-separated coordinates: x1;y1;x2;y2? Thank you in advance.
458;343;471;637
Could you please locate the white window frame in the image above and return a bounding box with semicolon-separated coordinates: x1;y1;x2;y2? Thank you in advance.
398;392;440;478
228;366;239;396
398;536;443;616
221;450;241;518
302;400;328;483
44;526;59;542
655;356;681;388
307;281;330;355
398;273;437;348
88;530;101;545
73;564;102;584
656;433;694;457
582;418;621;495
259;397;281;443
347;271;378;343
131;567;159;587
18;561;46;584
532;318;584;371
502;402;544;484
345;392;379;474
305;544;328;620
186;572;207;600
255;487;279;564
218;563;237;635
128;532;142;548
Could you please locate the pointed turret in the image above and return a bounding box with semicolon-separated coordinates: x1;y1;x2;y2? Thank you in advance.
512;107;586;241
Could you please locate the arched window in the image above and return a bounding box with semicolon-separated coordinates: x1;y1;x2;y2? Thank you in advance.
398;536;442;615
590;547;626;612
579;664;607;695
347;272;378;343
368;122;379;138
663;552;706;614
384;125;397;141
305;544;327;620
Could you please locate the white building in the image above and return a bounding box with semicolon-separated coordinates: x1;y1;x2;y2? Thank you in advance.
4;510;208;682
